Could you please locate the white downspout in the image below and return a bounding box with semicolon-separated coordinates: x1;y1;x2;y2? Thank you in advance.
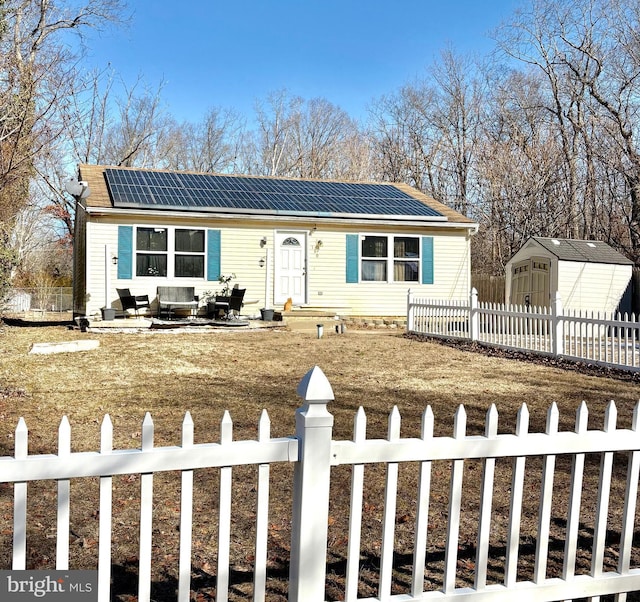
264;247;272;310
105;244;111;309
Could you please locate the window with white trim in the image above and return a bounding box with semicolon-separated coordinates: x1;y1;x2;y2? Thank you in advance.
136;227;168;277
174;228;205;277
361;235;419;282
135;227;205;278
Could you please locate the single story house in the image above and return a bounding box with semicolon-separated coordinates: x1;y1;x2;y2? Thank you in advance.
72;165;478;319
505;237;634;313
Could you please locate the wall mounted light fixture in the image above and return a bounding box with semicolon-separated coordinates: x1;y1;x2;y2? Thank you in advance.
260;236;267;247
112;256;118;265
259;257;266;268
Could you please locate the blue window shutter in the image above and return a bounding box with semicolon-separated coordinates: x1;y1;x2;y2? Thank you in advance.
117;226;133;279
422;236;434;284
346;234;359;283
207;229;221;281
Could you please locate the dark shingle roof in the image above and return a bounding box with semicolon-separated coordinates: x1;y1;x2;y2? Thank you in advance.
532;237;633;265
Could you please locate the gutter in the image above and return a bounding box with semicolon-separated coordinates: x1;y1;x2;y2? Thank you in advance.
85;206;478;232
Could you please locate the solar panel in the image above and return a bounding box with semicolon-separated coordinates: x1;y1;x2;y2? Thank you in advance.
104;168;443;219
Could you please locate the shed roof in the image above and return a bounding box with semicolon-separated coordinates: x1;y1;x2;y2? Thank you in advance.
77;164;475;226
530;237;633;265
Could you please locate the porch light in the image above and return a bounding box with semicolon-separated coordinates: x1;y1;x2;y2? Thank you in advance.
259;257;265;268
112;256;118;265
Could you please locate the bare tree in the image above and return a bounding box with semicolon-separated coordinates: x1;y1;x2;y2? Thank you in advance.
495;0;640;263
428;48;485;215
63;67;116;166
289;97;357;179
9;202;68;284
369;49;485;219
0;0;124;222
102;77;168;167
244;90;368;180
369;83;440;191
327;127;376;181
162;107;245;173
249;89;302;176
0;0;124;303
476;68;569;270
36;69;167;244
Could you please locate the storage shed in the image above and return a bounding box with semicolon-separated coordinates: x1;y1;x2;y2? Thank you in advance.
505;237;634;313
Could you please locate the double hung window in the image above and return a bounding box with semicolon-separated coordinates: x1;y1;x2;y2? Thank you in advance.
361;235;419;282
361;236;388;281
174;229;205;278
135;227;205;278
136;227;168;277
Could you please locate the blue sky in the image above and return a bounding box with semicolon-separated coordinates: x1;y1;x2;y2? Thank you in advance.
81;0;521;123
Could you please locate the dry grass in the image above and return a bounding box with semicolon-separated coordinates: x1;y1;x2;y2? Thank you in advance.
0;319;639;601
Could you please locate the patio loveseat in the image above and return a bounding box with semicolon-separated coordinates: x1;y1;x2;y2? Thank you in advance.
156;286;198;319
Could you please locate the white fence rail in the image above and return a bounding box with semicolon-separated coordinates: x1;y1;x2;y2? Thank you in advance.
2;366;640;601
408;289;640;371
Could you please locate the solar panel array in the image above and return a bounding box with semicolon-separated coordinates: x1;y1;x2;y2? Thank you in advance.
104;168;443;218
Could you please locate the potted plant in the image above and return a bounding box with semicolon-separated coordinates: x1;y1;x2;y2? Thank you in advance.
217;273;236;297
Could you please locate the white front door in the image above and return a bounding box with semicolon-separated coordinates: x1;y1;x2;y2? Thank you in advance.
275;231;306;305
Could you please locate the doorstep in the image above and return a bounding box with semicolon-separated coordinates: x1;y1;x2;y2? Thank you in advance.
282;309;340;319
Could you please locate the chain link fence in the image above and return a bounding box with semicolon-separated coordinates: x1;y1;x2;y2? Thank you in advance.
5;288;73;313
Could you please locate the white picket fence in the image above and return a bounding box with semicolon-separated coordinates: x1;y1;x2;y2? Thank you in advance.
407;289;640;371
2;366;640;601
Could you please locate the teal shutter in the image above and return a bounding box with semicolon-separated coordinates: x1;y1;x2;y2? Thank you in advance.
346;234;359;283
421;236;434;284
117;226;133;279
207;229;221;281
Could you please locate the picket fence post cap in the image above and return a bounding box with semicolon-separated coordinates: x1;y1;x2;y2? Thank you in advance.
297;365;334;404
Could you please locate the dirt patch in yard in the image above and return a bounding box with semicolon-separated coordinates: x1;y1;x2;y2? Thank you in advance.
0;321;639;600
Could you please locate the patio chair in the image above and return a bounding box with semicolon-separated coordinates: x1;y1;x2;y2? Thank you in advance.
116;288;151;317
228;287;246;318
212;287;246;320
212;295;231;320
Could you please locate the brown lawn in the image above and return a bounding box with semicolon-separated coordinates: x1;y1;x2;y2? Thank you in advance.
0;319;639;601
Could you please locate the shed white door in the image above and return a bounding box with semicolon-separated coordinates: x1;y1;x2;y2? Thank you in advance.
275;232;306;305
511;261;530;306
511;257;550;308
530;258;550;307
